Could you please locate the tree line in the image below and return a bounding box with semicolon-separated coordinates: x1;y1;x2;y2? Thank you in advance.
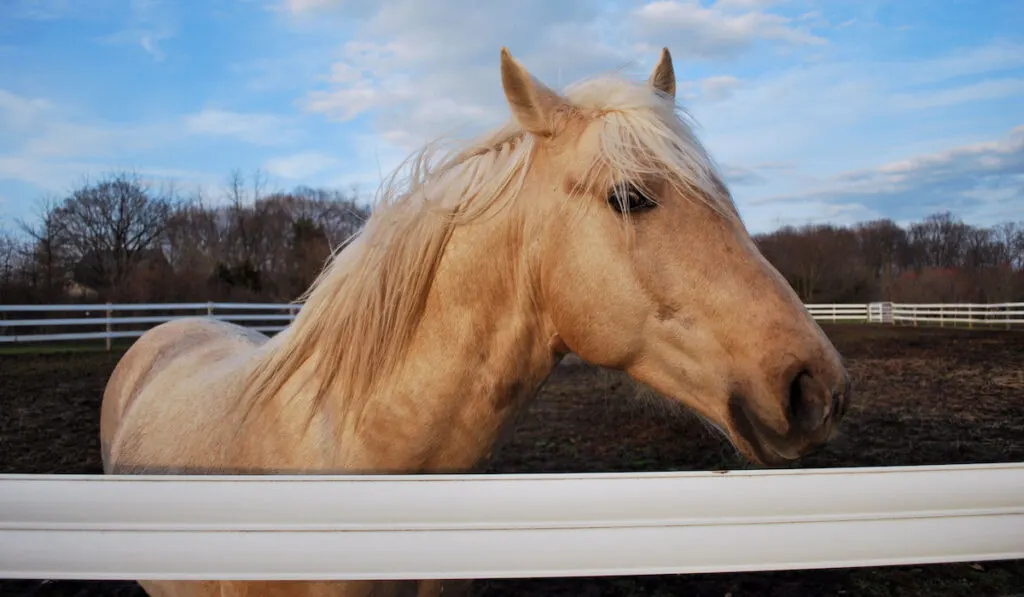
0;170;370;304
756;214;1024;303
1;170;1022;305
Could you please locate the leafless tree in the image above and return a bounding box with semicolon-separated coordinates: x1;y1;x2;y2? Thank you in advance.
15;195;71;301
908;211;969;269
52;171;176;298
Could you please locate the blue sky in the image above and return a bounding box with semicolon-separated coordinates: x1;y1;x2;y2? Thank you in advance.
1;0;1021;235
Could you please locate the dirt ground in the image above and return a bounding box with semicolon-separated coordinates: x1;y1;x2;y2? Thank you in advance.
1;324;1022;596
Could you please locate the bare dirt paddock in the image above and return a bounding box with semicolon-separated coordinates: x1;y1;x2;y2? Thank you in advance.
1;324;1023;596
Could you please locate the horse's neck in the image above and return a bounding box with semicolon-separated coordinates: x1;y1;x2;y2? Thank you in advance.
339;220;560;473
265;213;559;474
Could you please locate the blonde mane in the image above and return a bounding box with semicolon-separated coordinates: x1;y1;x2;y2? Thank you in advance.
241;73;736;425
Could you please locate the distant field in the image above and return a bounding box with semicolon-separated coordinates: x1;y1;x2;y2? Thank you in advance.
1;324;1022;596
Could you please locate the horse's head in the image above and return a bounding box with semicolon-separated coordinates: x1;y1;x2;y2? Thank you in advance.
500;47;851;466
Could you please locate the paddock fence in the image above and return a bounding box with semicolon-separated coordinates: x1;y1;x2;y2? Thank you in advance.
1;300;1022;348
0;302;297;349
2;464;1023;581
0;300;1023;582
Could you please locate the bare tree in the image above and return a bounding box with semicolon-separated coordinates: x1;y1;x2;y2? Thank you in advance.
992;221;1024;270
0;228;32;303
54;171;176;298
908;211;969;269
853;219;912;299
16;195;71;301
158;188;224;300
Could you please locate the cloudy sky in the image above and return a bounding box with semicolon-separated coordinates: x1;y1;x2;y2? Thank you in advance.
1;0;1021;234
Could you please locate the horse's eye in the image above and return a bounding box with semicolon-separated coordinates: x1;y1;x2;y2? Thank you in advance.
608;184;657;214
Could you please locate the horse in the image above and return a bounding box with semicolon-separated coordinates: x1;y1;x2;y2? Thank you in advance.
99;46;852;597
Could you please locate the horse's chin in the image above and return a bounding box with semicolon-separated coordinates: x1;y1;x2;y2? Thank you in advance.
722;395;802;468
679;403;797;469
727;432;800;468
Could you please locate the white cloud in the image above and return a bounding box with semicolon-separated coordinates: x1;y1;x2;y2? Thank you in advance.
0;156;221;207
0;89;55;131
21;121;174;158
0;156;91;193
280;2;1022;233
888;78;1024;111
900;39;1024;87
0;91;276;210
748;125;1024;228
700;75;742;101
742;199;883;233
680;39;1024;182
274;0;351;14
0;89;310;199
182;109;299;146
715;0;787;9
722;164;768;186
264;151;342;180
95;0;177;61
869;127;1024;178
3;0;95;20
295;0;822;164
0;88;175;159
282;0;334;12
631;1;827;58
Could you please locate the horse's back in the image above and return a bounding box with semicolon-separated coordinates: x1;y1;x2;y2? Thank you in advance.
100;317;269;473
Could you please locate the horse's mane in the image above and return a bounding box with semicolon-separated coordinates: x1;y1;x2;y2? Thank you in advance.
240;73;736;426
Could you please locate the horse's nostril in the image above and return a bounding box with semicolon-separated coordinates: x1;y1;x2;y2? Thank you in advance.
788;369;825;432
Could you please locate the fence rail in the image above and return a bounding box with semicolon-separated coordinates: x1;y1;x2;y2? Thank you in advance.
890;303;1024;326
804;303;870;322
2;463;1022;581
1;301;1023;581
1;301;1022;347
0;302;298;348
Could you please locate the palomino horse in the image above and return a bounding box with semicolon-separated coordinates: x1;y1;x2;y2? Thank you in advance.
100;47;851;597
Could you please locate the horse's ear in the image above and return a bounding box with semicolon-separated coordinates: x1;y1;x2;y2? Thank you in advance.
500;47;567;137
648;47;676;99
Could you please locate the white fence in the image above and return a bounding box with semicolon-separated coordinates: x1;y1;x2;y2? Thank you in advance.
1;301;1022;348
804;303;871;322
889;303;1024;327
806;302;1024;326
2;463;1023;580
0;302;297;349
1;300;1023;582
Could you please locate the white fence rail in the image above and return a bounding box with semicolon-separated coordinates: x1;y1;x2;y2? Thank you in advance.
804;303;870;322
0;302;297;348
1;302;1023;581
890;303;1024;327
1;301;1022;348
2;463;1023;581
